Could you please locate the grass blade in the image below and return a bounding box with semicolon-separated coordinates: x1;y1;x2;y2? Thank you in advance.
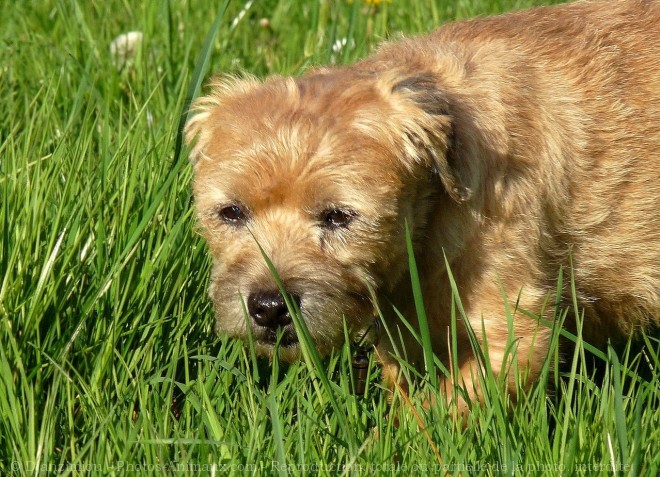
404;221;437;388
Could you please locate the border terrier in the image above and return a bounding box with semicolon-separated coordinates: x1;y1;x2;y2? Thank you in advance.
186;0;660;409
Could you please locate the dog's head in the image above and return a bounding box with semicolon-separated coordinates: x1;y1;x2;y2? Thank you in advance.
185;68;473;360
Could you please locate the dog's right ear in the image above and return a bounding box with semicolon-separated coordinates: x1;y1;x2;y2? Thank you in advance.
185;75;261;166
385;73;473;203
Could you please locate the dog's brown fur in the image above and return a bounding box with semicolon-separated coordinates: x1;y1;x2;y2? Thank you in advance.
186;0;660;410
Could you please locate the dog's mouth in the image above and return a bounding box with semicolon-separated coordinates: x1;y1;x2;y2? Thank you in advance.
240;288;373;352
257;325;299;347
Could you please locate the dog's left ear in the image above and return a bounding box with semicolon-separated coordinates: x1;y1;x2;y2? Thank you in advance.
386;73;472;203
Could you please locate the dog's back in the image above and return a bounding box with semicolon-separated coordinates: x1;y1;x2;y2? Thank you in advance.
363;0;660;345
475;0;660;342
463;0;660;341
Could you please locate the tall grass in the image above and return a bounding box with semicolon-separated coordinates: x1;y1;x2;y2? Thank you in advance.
2;0;659;475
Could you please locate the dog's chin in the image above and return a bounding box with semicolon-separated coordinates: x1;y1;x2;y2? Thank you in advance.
254;341;302;363
255;325;299;347
241;323;299;362
250;323;346;362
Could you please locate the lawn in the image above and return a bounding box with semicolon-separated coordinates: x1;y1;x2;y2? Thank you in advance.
2;0;658;475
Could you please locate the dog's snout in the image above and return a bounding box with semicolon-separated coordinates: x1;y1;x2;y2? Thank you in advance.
248;290;301;329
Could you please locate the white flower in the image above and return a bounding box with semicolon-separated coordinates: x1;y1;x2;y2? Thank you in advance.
110;31;144;69
332;37;356;54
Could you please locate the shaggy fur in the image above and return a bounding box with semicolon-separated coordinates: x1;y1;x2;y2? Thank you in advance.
186;0;660;410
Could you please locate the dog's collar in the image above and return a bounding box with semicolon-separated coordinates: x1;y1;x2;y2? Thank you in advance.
351;318;381;395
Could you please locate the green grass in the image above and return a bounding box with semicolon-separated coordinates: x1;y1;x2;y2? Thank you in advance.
2;0;659;475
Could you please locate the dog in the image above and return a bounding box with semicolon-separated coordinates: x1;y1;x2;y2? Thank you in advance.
186;0;660;411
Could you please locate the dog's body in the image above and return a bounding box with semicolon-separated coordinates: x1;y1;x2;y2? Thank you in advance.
187;0;660;408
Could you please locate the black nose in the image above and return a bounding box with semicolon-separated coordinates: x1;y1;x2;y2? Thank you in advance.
247;290;301;330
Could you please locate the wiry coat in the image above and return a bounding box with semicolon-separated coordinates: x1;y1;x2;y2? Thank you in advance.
187;0;660;409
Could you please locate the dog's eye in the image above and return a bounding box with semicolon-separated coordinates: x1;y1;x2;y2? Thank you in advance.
218;205;247;224
321;209;355;229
